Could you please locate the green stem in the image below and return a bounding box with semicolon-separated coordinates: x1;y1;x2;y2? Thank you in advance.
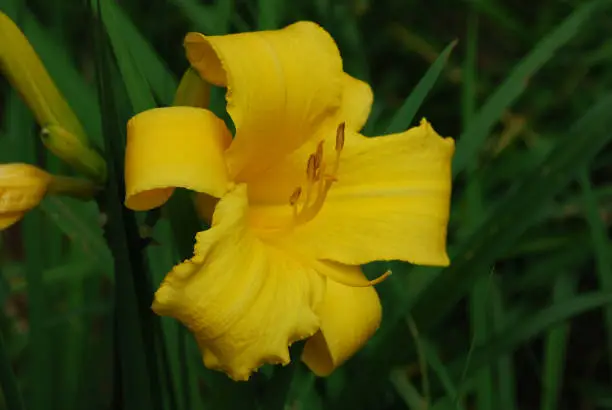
47;175;100;199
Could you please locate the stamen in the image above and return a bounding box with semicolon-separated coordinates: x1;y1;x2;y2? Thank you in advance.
369;270;392;286
335;122;346;152
282;124;348;231
289;187;302;206
318;267;393;288
314;141;324;169
306;154;317;181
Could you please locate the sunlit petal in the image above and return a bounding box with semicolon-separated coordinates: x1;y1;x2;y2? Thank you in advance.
124;107;232;211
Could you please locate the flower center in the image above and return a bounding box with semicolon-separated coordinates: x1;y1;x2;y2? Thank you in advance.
288;122;345;227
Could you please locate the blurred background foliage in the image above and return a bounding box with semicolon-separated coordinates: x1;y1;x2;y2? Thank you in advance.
1;0;612;409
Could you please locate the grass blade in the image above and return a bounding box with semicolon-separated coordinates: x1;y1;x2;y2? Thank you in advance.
452;1;601;178
92;2;160;408
0;328;24;410
449;290;611;383
99;0;177;105
384;40;457;134
579;168;612;376
540;273;575;410
97;0;156;113
420;339;467;410
390;369;426;410
491;279;518;410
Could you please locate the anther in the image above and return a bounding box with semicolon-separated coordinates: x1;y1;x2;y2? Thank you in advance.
314;141;324;169
306;154;317;181
289;187;302;206
335;122;346;152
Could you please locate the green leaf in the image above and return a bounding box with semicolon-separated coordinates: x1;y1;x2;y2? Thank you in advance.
384;40;457;134
99;0;177;105
540;273;575;410
257;0;283;30
91;2;161;408
579;169;612;376
0;329;24;410
452;1;601;178
449;290;611;383
390;370;427;410
39;197;112;270
97;0;157;113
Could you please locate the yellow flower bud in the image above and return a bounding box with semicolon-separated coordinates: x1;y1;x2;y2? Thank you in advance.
0;163;100;230
0;163;50;230
0;12;86;141
0;12;107;182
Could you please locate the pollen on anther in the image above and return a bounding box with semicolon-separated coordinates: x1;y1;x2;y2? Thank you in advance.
306;154;317;180
314;141;324;168
289;187;302;206
335;122;346;152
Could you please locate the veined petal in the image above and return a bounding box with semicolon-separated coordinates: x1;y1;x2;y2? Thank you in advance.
302;269;382;376
340;73;373;132
152;184;326;381
124;107;232;211
0;163;51;230
250;120;454;266
184;22;343;180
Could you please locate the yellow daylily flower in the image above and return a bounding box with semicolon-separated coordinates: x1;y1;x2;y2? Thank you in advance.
0;12;106;181
124;22;454;381
0;163;97;230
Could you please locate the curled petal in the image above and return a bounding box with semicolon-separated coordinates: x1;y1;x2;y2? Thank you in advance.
302;269;382;376
124;107;232;211
184;22;343;180
152;184;326;381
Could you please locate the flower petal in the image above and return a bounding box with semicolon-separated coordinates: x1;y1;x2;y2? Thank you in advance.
340;73;373;132
124;107;232;211
302;268;382;376
249;120;454;266
184;22;343;180
152;184;325;381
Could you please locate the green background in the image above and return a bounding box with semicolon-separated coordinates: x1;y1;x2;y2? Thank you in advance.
1;0;612;409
